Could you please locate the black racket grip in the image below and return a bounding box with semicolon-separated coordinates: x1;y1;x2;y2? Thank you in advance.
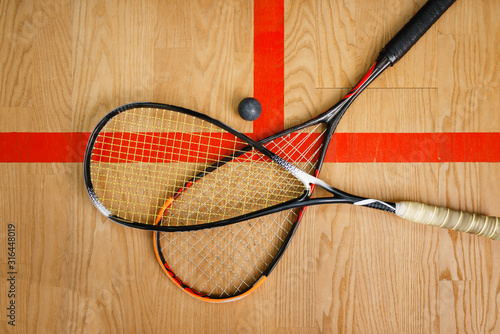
380;0;456;65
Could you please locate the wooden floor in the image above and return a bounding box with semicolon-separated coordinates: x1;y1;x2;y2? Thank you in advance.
1;0;499;332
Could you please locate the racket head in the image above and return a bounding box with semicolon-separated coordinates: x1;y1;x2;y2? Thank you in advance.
153;122;328;301
84;102;312;231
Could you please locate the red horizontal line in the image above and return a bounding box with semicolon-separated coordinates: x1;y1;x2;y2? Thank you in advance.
0;132;499;163
91;132;251;164
0;132;90;163
326;132;500;163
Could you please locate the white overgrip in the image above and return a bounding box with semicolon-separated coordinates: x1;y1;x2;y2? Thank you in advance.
395;201;500;240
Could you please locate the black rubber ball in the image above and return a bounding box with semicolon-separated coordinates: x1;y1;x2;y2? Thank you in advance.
238;97;262;121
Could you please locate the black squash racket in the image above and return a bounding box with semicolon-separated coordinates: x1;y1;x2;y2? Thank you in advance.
84;0;499;301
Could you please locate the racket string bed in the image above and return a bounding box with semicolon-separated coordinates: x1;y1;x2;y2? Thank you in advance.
90;107;264;225
156;124;326;298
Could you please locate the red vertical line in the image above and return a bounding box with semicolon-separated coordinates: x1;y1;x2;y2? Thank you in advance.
253;0;285;140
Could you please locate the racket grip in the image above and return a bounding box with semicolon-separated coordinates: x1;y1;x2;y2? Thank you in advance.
395;201;500;240
380;0;456;65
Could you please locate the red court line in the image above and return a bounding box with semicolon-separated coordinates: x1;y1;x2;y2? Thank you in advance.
326;133;500;163
0;132;90;163
1;132;499;163
253;0;284;140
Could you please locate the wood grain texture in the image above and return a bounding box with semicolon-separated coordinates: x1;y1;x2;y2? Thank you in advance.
1;0;499;333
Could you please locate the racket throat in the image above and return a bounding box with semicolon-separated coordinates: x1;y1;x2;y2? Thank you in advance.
310;179;395;213
353;199;396;213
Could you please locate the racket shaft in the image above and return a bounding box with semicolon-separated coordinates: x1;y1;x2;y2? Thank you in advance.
380;0;456;65
396;202;500;240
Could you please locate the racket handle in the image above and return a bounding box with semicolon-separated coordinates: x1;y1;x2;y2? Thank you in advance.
380;0;456;65
395;201;500;240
